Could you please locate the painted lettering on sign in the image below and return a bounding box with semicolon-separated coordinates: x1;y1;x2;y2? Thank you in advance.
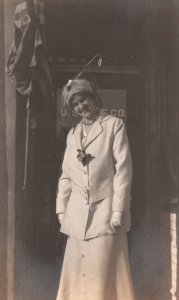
58;108;126;118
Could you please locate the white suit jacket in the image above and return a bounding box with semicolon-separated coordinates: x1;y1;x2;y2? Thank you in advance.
56;113;132;240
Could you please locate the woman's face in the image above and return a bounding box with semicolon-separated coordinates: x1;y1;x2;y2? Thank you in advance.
71;94;98;120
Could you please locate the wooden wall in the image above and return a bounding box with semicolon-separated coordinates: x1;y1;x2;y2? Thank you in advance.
0;1;7;299
138;4;179;299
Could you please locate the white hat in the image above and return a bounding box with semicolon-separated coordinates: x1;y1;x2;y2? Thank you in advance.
62;79;102;108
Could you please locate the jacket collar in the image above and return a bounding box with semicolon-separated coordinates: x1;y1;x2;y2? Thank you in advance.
72;111;113;150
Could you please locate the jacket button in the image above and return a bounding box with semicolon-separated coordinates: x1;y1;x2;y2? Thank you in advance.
83;190;88;196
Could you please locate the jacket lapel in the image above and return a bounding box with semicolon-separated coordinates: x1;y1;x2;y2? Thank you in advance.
73;124;83;150
83;121;103;150
84;113;114;149
73;113;113;150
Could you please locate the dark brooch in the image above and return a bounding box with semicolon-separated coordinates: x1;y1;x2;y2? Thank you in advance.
77;149;95;166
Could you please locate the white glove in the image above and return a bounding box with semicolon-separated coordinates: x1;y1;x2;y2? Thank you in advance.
58;213;64;224
111;212;123;231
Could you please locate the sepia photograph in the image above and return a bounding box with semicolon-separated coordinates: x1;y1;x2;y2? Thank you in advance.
0;0;179;299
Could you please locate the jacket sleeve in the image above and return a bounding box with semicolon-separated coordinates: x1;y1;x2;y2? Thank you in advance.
56;134;72;214
112;118;132;212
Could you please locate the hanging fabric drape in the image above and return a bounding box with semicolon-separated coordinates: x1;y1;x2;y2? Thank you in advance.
6;0;53;190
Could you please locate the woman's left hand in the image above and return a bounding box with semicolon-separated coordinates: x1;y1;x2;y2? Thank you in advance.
111;212;123;231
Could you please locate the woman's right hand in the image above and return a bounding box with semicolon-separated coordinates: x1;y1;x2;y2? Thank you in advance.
58;213;64;224
111;211;123;231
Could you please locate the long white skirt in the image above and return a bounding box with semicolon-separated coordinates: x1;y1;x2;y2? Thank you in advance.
56;231;134;300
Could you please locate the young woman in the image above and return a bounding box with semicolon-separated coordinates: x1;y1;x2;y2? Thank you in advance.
56;79;134;300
